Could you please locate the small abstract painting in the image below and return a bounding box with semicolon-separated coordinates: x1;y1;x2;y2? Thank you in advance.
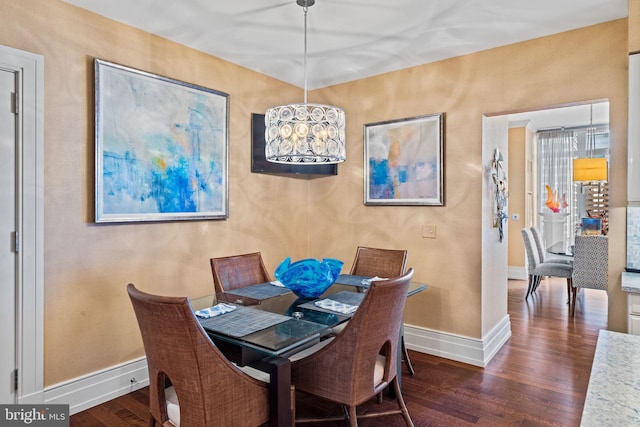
364;113;444;206
94;59;229;222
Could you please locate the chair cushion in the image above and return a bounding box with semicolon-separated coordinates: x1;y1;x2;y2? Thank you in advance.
289;337;334;362
546;254;573;265
374;354;386;386
165;386;180;426
329;322;347;335
237;365;271;383
534;261;572;278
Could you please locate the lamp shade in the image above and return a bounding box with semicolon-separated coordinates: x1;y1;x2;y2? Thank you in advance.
573;157;608;181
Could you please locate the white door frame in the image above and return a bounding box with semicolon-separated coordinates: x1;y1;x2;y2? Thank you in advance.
0;45;44;404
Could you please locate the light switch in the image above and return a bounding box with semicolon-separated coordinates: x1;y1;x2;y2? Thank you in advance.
422;224;436;239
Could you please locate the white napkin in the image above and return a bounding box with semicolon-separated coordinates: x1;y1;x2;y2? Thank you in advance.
195;303;237;319
314;298;359;314
270;280;285;287
361;276;386;286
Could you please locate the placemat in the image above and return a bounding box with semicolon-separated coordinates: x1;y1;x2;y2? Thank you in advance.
334;274;372;287
247;319;330;351
223;282;292;300
200;306;290;338
298;291;365;314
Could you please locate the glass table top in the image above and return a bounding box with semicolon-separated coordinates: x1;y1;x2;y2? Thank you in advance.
198;274;428;357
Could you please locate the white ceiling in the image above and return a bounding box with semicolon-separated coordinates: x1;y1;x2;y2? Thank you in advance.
507;102;610;131
61;0;624;128
62;0;627;89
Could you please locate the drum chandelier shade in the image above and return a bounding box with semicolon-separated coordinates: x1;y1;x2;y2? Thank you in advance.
573;104;608;182
265;0;346;164
573;157;608;181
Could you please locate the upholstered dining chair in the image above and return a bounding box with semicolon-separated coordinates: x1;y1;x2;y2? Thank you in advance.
210;252;271;294
571;235;608;317
530;226;573;264
290;269;415;427
347;246;415;375
521;228;574;303
127;284;271;427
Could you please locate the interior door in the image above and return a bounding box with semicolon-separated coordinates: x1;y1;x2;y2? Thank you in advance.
0;67;17;403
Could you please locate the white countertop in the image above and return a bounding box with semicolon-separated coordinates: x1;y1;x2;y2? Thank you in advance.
580;330;640;426
622;271;640;293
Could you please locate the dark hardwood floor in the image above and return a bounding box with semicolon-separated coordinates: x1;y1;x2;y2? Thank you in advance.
70;278;607;426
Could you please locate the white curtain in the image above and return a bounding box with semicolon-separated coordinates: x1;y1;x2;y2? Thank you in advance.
537;130;577;252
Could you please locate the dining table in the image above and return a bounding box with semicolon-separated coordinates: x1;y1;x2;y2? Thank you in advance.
196;274;428;427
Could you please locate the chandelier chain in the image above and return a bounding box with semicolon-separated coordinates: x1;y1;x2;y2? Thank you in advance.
588;104;594;157
303;5;308;104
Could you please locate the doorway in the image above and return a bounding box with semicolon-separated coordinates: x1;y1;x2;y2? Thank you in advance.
501;101;610;280
0;45;44;404
0;64;17;404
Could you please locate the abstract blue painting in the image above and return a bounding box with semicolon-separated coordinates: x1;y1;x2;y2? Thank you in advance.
364;113;444;206
94;59;229;222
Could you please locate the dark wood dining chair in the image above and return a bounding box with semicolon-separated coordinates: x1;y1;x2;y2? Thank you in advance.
349;246;415;375
127;284;271;427
210;252;271;294
290;269;415;426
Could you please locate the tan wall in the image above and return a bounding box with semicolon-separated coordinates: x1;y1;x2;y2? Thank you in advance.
631;0;640;52
0;0;311;386
311;19;629;337
508;127;527;268
0;0;630;387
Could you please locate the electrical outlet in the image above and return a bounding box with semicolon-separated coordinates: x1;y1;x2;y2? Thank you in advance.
422;224;436;239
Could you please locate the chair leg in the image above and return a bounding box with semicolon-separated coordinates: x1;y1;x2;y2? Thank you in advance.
147;415;155;427
341;405;350;420
571;282;578;318
525;275;533;300
401;336;415;375
392;378;415;427
290;386;296;427
532;275;542;293
347;405;358;427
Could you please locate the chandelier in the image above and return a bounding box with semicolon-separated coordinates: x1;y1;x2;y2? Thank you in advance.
265;0;346;164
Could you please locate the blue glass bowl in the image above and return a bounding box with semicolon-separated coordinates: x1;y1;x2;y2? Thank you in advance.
274;257;343;299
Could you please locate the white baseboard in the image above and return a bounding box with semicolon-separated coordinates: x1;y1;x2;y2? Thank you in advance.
404;315;511;367
508;266;527;281
17;390;45;405
46;317;511;415
44;357;149;415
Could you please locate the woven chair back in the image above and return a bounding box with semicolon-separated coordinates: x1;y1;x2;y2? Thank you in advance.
350;246;407;278
127;284;270;426
210;252;271;293
291;269;413;405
